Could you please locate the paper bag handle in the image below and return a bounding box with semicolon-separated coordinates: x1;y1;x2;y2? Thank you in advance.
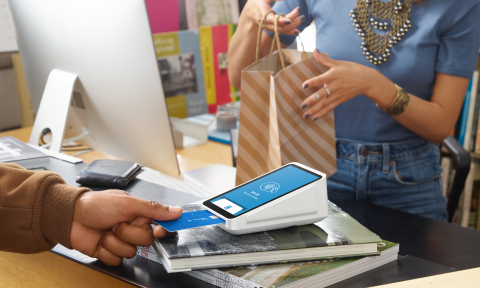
255;10;276;65
255;10;308;68
272;14;286;69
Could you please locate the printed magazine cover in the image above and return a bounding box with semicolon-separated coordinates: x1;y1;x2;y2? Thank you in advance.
153;30;208;118
0;136;49;168
155;202;381;260
200;24;239;113
217;241;398;288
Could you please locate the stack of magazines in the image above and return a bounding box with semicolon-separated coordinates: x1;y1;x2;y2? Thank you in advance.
137;202;399;288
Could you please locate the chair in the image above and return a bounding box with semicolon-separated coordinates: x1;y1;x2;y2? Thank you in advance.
441;136;471;223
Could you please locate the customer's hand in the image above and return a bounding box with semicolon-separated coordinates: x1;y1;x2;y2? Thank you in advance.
300;50;397;121
243;0;302;35
70;190;182;266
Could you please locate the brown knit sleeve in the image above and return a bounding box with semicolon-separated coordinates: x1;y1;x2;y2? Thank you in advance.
0;163;90;253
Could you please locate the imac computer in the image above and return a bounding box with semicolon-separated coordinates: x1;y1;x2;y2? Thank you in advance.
7;0;180;176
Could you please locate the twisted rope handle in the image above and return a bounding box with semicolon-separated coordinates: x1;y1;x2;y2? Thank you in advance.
255;10;307;68
255;10;276;64
297;34;308;61
273;14;286;69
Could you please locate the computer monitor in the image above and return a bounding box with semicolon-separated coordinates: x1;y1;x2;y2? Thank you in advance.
7;0;180;176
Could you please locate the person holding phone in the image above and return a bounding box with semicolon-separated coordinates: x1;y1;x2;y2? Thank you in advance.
228;0;480;221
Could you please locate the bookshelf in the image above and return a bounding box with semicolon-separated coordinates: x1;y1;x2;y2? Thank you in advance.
446;65;480;229
470;152;480;161
463;153;480;229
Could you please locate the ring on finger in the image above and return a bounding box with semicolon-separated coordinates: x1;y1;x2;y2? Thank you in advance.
314;93;320;101
324;87;331;97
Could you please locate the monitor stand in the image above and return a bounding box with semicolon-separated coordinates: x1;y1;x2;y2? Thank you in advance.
29;69;79;153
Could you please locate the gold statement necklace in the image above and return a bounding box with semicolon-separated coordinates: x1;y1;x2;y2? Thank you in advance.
350;0;412;65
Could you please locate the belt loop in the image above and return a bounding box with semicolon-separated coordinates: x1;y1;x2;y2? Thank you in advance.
358;144;363;163
382;143;390;174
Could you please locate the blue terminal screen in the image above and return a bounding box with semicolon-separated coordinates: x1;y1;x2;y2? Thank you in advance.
210;165;320;216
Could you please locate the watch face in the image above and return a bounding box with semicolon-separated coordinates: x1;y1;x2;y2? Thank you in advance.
203;164;322;219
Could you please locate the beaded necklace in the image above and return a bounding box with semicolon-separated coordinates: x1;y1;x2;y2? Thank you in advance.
350;0;413;65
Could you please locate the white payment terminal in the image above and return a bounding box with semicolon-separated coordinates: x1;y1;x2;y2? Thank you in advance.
203;163;328;235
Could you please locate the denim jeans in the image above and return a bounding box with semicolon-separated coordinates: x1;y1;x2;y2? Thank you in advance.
327;138;448;221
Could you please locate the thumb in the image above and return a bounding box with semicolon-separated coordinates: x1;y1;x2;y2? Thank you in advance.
120;196;183;221
314;49;337;68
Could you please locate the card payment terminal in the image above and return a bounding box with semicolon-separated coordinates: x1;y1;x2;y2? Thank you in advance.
203;163;328;235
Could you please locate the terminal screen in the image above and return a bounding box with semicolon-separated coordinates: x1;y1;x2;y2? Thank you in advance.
205;164;321;218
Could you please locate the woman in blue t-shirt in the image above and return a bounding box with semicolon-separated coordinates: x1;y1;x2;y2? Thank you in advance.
228;0;480;221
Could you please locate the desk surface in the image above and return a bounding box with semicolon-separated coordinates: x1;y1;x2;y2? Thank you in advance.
0;127;233;170
0;127;232;288
2;127;480;287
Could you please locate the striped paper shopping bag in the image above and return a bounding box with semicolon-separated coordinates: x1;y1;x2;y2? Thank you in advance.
235;12;336;185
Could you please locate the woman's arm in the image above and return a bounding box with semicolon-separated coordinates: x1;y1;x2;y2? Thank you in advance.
228;1;302;88
389;73;468;144
301;50;469;144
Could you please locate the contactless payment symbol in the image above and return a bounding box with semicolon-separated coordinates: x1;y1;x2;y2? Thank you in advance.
260;182;280;193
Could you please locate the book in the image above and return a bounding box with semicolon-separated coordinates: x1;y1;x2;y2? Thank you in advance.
474;78;480;153
199;24;239;113
463;71;480;150
470;180;480;229
309;255;454;288
470;91;480;152
459;77;474;146
185;0;239;29
136;247;242;288
154;29;208;118
153;202;382;272
145;0;179;34
138;241;399;288
209;240;398;288
185;270;242;288
0;136;49;169
183;113;238;144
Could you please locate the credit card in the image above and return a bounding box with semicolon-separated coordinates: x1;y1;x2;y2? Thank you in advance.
154;210;226;232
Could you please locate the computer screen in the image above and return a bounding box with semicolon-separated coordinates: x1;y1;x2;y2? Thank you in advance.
7;0;180;176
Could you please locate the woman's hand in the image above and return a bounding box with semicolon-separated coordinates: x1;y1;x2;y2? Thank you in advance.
70;190;182;266
228;0;304;87
300;50;397;121
243;0;303;36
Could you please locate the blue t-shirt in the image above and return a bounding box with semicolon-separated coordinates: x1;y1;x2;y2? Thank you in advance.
270;0;480;143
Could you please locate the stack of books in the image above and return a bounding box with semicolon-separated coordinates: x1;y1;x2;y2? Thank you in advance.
137;202;399;287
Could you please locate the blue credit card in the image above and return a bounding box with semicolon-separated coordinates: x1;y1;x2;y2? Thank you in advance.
154;210;226;232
